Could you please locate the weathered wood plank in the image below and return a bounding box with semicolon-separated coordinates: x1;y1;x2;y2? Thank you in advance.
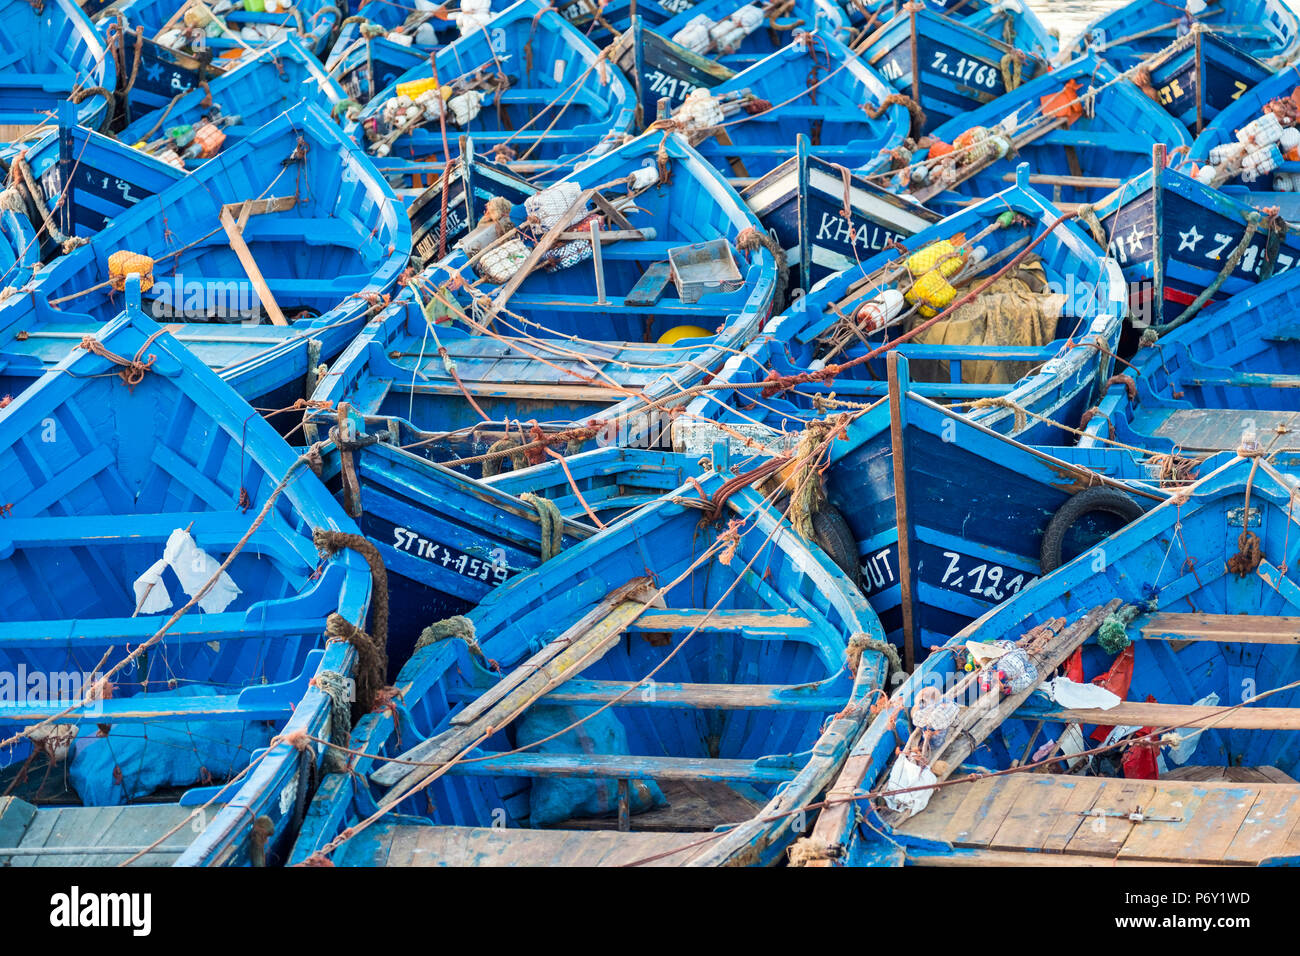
1019;701;1300;731
442;751;800;785
372;578;659;792
1223;787;1300;863
371;824;704;866
536;678;843;711
1064;780;1157;857
1142;612;1300;644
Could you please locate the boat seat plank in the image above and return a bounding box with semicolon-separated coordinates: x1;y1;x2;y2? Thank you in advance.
625;261;673;308
372;578;659;791
534;677;844;711
1163;765;1298;784
443;750;799;785
987;773;1083;851
358;822;703;866
1016;699;1300;730
1142;612;1300;644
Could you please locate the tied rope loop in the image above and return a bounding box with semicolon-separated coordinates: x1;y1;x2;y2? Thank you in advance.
482;437;526;477
520;492;563;562
78;328;165;389
314;530;390;701
415;615;498;671
862;93;926;139
311;669;354;774
248;815;275;868
736;225;788;313
846;631;902;679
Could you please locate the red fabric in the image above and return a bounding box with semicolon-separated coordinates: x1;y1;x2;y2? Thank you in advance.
1122;697;1161;780
1089;646;1136;742
1064;648;1084;684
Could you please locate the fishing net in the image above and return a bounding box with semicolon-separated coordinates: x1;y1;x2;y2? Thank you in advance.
68;686;276;806
475;237;531;283
525;181;585;231
904;258;1064;386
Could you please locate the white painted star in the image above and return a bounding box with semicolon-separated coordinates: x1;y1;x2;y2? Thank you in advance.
1128;226;1145;251
1178;224;1204;252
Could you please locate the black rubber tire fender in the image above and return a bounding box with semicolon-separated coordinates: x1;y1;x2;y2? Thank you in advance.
1040;485;1144;574
812;505;862;589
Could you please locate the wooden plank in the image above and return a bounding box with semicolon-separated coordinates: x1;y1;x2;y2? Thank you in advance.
988;774;1080;851
1024;701;1300;731
454;578;656;727
1222;787;1300;863
633;609;813;632
1064;780;1158;857
489;187;597;317
218;205;289;327
906;848;1211;867
383;824;703;866
1142;612;1300;644
624;261;673;308
1128;786;1256;864
442;751;799;785
1040;776;1107;852
965;775;1030;846
1112;781;1208;862
924;602;1121;785
537;678;844;711
372;579;659;792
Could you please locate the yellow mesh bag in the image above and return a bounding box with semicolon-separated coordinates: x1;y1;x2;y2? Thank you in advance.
107;251;155;292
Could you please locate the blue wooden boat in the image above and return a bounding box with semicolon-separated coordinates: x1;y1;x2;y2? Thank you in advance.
743;133;941;293
1062;0;1300;72
902;54;1191;217
288;464;892;867
1185;63;1300;220
1082;264;1300;464
555;0;694;47
110;0;342;59
99;10;235;124
484;446;706;524
1134;25;1272;136
311;130;777;463
0;277;371;867
677;168;1127;666
803;453;1300;867
611;0;848;122
0;101;183;259
118;34;344;169
326;0;505;108
349;0;636;184
303;402;595;673
676;30;910;182
0;104;410;415
871;352;1194;662
854;0;1053;134
654;0;847;70
0;208;38;294
0;0;116;135
405;135;537;257
1093;143;1300;332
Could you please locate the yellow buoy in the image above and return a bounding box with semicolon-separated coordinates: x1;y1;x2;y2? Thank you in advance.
657;324;712;345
